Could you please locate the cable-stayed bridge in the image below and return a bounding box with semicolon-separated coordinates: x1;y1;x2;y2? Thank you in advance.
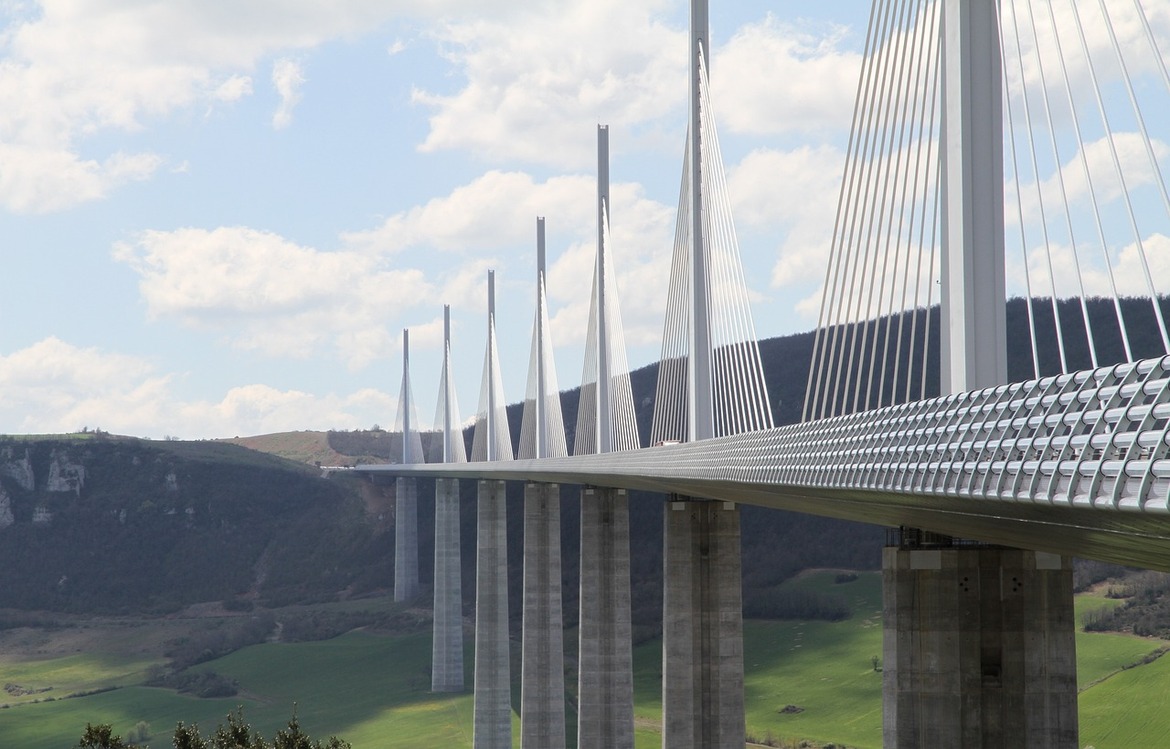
384;355;1170;568
362;0;1170;747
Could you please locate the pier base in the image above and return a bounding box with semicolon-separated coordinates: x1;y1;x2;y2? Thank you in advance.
431;477;463;692
577;486;634;749
394;477;419;603
473;480;512;749
882;534;1078;748
520;482;566;748
662;497;744;749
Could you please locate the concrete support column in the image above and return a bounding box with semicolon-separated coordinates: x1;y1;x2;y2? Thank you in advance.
473;479;512;749
882;542;1078;748
577;486;634;749
394;477;419;603
662;497;744;749
520;483;566;748
432;477;464;692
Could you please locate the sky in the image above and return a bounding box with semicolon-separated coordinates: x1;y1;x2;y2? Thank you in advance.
0;0;879;439
0;0;1166;440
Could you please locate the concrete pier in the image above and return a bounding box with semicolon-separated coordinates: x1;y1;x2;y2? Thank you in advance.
520;483;566;749
431;477;464;692
577;487;634;749
394;476;419;603
473;479;512;749
662;497;744;749
882;539;1078;748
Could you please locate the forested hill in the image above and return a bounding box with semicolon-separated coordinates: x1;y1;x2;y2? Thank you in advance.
0;433;885;629
0;438;395;614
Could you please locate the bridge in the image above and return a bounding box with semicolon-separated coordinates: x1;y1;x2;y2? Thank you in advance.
359;0;1170;747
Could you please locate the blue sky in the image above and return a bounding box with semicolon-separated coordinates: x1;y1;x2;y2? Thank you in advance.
0;0;1166;439
0;0;877;438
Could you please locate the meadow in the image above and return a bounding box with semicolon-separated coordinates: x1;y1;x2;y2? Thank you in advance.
0;571;1165;748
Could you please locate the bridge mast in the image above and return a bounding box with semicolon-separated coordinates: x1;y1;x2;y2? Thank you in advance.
442;308;455;460
688;0;713;441
940;0;1006;393
597;126;613;452
536;219;548;458
487;272;498;460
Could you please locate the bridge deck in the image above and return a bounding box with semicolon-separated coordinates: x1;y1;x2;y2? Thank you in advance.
359;356;1170;571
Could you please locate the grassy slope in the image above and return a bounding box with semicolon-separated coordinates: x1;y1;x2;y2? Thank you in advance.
1080;649;1170;746
219;432;350;467
3;574;1168;749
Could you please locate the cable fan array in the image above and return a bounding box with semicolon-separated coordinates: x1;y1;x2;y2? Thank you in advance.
804;0;1170;423
1001;0;1170;375
651;42;773;444
433;307;468;464
519;224;569;460
575;200;640;455
471;272;514;462
395;331;426;465
804;0;944;422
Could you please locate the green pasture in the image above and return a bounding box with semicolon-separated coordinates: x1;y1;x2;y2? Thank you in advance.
2;571;1169;749
1080;646;1170;747
0;651;154;707
0;685;242;749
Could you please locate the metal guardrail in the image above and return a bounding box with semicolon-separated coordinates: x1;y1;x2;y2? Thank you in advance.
359;356;1170;568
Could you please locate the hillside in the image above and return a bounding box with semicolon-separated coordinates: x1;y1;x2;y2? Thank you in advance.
0;436;396;614
222;430;443;467
0;432;884;631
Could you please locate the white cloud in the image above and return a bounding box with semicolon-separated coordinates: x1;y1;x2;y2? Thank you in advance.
213;74;253;102
0;143;162;213
106;162;676;374
271;58;304;129
0;0;514;213
412;0;686;168
0;337;391;438
344;170;595;254
720;145;844;317
546;184;676;348
345;166;677;345
113;226;433;367
182;384;395;439
1014;134;1170;221
410;4;871;166
713;15;862;136
1003;0;1170;98
1016;232;1170;300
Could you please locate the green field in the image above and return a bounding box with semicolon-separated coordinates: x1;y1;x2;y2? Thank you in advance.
2;572;1167;748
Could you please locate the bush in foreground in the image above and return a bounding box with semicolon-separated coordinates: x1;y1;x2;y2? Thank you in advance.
77;707;350;749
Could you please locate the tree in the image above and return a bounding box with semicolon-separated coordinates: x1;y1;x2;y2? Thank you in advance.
126;721;152;745
75;724;128;749
80;708;349;749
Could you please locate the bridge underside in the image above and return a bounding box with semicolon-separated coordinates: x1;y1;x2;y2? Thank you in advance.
688;482;1170;573
368;462;1170;571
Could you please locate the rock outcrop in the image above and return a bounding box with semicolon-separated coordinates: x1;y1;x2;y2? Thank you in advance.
46;449;85;495
0;447;35;491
